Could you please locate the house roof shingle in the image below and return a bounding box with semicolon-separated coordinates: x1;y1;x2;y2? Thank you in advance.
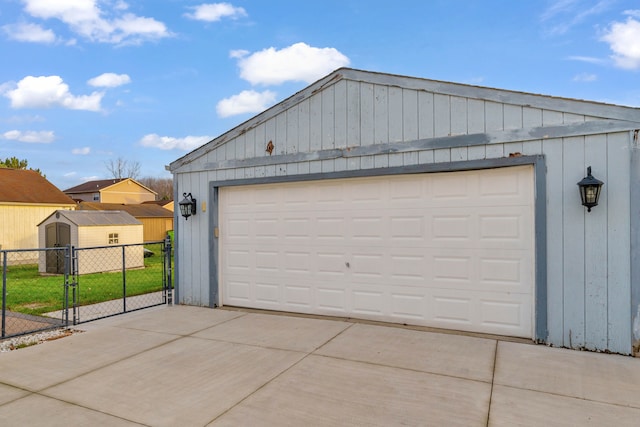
0;168;76;205
142;200;173;206
78;202;173;218
63;178;127;194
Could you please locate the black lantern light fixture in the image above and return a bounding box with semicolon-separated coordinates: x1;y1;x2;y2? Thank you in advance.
179;192;197;220
577;166;604;212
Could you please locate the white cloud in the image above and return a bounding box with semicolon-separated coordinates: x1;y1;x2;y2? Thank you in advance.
573;72;597;82
3;75;103;111
229;49;249;59
63;171;77;177
1;114;45;124
567;55;605;64
185;3;247;22
19;0;171;45
2;129;55;143
2;22;56;43
540;0;612;35
624;9;640;18
216;90;277;117
87;73;131;87
601;15;640;70
72;146;91;155
234;42;350;85
139;134;213;151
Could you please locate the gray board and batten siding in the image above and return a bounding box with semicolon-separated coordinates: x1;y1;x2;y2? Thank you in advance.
169;68;640;355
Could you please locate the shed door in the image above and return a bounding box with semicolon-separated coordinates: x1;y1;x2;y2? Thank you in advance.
219;165;535;338
45;222;70;274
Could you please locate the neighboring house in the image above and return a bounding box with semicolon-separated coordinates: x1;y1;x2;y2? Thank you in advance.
64;178;157;204
78;202;173;242
143;199;174;212
168;68;640;355
38;210;144;275
0;168;76;254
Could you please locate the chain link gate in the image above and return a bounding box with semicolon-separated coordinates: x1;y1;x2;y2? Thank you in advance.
1;237;173;339
65;236;173;325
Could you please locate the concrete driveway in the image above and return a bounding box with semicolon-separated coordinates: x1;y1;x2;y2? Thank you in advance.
0;305;638;426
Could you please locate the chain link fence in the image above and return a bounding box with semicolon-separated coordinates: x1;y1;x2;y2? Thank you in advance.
1;237;172;339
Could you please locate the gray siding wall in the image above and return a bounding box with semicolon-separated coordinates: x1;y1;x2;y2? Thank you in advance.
173;79;635;354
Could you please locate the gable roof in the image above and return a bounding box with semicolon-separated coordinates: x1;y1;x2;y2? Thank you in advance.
0;168;76;205
63;178;157;196
39;210;141;226
64;178;126;193
78;202;173;218
169;67;640;172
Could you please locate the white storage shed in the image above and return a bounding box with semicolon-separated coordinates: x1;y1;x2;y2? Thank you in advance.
169;68;640;355
38;210;144;275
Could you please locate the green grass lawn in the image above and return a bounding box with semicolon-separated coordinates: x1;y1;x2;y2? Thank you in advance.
2;245;173;316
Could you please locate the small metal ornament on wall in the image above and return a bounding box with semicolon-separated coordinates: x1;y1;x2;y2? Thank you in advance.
266;140;274;155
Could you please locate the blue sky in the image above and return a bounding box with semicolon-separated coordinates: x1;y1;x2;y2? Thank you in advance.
1;0;639;190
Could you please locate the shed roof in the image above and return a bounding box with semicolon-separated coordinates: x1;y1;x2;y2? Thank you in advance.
77;202;173;218
0;168;76;205
169;67;640;172
40;210;142;227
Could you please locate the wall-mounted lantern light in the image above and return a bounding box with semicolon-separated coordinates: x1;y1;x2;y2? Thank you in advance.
577;166;604;212
179;192;197;220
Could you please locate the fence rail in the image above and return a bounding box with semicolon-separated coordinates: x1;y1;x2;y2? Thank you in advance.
1;237;172;339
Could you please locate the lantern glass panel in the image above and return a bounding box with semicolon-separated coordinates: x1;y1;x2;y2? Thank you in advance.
586;186;598;204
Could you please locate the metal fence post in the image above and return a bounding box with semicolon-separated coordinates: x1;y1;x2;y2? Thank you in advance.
164;235;172;305
63;244;78;325
122;245;127;312
69;245;78;325
63;246;69;326
1;251;7;338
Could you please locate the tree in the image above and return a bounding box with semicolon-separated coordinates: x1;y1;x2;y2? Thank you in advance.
138;176;173;200
0;156;45;177
105;157;141;180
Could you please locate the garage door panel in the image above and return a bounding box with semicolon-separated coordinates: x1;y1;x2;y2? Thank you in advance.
432;254;472;283
350;252;385;280
220;165;535;338
389;251;427;282
284;284;312;308
479;255;532;289
316;284;347;311
480;300;525;328
390;291;428;320
390;215;425;240
225;280;252;304
351;288;386;315
283;250;312;274
253;249;278;273
431;295;473;324
431;214;471;241
254;282;280;305
316;216;347;240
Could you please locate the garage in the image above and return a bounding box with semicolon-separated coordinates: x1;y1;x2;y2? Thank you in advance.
220;166;534;337
169;68;640;354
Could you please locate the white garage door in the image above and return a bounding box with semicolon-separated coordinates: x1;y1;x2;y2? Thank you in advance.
220;165;535;338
